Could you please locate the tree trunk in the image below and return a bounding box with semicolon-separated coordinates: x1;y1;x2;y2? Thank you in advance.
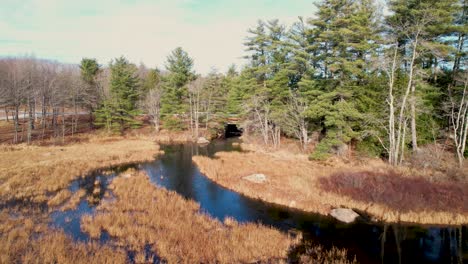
4;107;9;122
89;108;94;129
33;97;37;122
27;97;34;144
410;83;418;151
72;97;77;136
41;95;47;128
14;105;19;143
195;89;200;139
451;81;468;168
52;107;58;138
388;45;398;166
254;105;269;146
189;93;194;137
408;37;419;152
395;36;418;164
154;112;160;133
301;121;308;151
271;125;281;149
400;119;408;165
206;88;213;130
62;107;66;144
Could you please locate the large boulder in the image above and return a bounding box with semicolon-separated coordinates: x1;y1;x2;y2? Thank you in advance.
242;173;267;184
330;208;360;223
197;137;210;144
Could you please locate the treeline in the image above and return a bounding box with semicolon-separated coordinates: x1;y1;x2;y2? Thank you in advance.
0;0;466;167
231;0;467;167
0;58;93;143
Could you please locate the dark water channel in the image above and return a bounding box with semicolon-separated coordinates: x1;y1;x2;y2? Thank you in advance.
51;139;468;264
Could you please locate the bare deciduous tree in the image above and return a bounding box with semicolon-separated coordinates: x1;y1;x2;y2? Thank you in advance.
0;57;99;144
282;90;310;151
374;43;411;166
144;86;163;132
449;72;468;167
188;77;205;139
249;94;271;146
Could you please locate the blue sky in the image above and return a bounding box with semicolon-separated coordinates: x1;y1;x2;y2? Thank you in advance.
0;0;317;74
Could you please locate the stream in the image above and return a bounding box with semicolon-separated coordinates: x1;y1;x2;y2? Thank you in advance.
51;139;468;264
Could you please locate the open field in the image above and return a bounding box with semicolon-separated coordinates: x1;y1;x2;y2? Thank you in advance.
193;143;468;225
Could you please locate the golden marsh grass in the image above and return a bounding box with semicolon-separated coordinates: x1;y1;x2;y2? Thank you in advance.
0;134;161;206
193;148;468;225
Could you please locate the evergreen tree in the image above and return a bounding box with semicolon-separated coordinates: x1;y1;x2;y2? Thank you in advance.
80;58;100;85
79;58;101;127
160;47;195;130
302;0;380;159
141;68;160;94
95;56;141;132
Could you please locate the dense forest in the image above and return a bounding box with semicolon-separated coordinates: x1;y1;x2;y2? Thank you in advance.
0;0;466;167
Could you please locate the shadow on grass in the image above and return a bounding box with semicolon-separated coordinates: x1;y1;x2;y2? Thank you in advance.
319;170;468;214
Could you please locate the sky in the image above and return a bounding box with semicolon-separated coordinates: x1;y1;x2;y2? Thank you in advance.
0;0;317;74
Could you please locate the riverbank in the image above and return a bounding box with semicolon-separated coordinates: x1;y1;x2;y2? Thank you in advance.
193;143;468;225
153;128;215;144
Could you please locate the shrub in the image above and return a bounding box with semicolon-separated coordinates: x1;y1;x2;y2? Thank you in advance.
310;137;343;161
162;116;185;131
355;138;383;158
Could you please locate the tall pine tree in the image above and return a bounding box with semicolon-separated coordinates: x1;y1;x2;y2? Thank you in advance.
95;56;140;132
160;47;195;130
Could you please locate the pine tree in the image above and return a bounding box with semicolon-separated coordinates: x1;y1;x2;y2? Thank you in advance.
141;68;160;94
160;47;195;130
94;57;141;132
79;58;100;127
301;0;380;159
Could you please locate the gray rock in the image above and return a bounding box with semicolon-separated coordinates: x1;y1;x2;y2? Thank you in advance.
197;137;210;144
242;173;267;184
330;208;360;223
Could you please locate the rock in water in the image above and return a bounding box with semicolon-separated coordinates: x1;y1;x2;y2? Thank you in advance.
243;173;267;184
330;208;360;223
197;137;210;144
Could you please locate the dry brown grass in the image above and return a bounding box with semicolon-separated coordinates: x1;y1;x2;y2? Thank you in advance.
81;169;295;263
299;245;357;264
47;189;72;207
193;149;468;225
153;128;214;143
0;134;161;206
154;129;194;143
0;210;127;263
60;189;87;211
